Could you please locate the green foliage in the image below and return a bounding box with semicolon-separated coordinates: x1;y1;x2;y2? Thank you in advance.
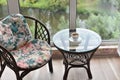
116;0;120;10
47;0;69;11
20;0;68;12
20;0;48;8
77;0;98;14
57;15;69;31
0;0;7;5
29;25;35;37
77;8;89;15
25;0;38;3
85;13;120;40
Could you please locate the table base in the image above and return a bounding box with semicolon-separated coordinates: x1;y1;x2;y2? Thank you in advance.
59;50;97;80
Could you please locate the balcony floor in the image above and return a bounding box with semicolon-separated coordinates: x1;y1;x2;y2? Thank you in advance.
1;57;120;80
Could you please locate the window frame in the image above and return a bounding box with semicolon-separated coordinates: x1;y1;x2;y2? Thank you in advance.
7;0;20;14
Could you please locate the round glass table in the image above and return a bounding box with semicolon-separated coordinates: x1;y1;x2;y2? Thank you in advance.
53;28;102;80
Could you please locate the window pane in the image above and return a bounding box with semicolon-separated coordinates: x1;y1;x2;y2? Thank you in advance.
0;0;8;17
19;0;69;37
76;0;120;40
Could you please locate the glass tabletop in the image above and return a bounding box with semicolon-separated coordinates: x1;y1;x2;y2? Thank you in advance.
53;28;102;53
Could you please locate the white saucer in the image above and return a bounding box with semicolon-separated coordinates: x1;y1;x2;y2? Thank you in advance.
69;37;82;43
69;37;82;46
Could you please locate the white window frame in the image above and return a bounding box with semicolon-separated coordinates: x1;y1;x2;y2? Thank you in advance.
7;0;20;14
69;0;76;31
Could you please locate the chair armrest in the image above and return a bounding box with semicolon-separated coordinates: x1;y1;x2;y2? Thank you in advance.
24;16;51;45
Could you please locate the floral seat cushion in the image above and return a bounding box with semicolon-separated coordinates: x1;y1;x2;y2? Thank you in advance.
0;14;52;69
11;39;52;69
0;14;32;50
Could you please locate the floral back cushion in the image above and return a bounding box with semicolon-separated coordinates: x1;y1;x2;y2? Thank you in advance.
0;14;32;50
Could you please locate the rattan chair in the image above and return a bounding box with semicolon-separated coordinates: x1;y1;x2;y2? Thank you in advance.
0;14;53;80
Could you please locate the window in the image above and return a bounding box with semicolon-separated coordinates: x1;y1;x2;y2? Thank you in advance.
76;0;120;43
5;0;120;45
0;0;119;56
19;0;69;37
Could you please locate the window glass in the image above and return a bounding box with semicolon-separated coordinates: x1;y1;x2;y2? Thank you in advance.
19;0;69;37
0;0;8;17
76;0;120;41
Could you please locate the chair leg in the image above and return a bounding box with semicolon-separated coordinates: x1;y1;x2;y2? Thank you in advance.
0;60;6;77
48;58;53;73
15;72;22;80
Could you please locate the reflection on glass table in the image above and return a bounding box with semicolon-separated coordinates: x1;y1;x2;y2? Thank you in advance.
53;28;102;80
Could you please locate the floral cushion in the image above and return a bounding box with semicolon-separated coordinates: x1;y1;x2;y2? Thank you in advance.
0;14;32;50
0;21;14;50
11;39;52;69
0;14;52;69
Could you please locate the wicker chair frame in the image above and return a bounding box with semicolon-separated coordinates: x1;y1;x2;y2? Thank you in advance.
0;16;53;80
